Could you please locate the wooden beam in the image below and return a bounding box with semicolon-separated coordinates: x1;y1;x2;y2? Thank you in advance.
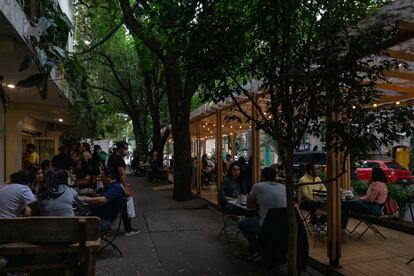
383;49;414;63
376;82;414;95
251;98;260;185
384;70;414;82
216;110;223;190
397;20;414;32
196;120;201;195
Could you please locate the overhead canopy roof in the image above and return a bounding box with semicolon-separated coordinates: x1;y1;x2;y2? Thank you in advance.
189;0;414;138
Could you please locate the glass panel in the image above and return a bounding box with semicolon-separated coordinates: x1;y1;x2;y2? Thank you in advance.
385;162;405;170
33;138;56;163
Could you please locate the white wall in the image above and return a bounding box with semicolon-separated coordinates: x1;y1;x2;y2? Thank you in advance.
57;0;74;52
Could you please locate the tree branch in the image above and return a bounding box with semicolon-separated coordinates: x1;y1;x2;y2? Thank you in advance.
118;0;165;62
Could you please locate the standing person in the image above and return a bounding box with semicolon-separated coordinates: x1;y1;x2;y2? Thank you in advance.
238;167;287;258
341;168;388;229
52;145;72;171
223;154;232;174
90;145;104;176
241;156;253;194
80;142;93;161
298;163;326;231
71;143;81;162
0;170;38;218
150;150;162;182
24;144;39;168
107;141;139;236
41;160;54;176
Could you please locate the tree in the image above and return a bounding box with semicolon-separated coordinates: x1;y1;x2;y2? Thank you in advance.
74;1;170;157
118;0;216;200
196;0;414;273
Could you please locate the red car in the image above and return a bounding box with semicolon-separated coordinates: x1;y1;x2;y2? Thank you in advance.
354;160;412;184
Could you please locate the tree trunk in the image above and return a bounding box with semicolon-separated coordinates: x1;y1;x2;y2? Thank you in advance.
131;114;147;157
164;62;193;201
282;146;298;276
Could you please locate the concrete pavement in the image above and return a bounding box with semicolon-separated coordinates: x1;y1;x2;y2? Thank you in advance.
95;176;321;276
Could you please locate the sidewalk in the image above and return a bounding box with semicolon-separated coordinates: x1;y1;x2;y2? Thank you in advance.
96;176;321;275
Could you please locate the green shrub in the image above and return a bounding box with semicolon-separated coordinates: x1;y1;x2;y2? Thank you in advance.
351;180;368;196
387;183;414;220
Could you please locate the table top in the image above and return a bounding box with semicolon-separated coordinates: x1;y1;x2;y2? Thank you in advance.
227;199;255;211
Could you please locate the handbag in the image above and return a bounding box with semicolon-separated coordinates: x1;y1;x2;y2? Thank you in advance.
384;198;398;216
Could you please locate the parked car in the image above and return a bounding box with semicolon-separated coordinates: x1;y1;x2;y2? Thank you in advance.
293;151;326;179
354;160;412;185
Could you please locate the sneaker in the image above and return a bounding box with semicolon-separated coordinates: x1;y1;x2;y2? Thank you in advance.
124;227;140;236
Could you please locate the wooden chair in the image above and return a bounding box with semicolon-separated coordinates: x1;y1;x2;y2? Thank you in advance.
0;216;100;275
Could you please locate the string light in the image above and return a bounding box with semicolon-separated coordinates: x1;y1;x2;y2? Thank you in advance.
352;105;356;109
239;126;242;129
396;101;400;105
373;103;377;108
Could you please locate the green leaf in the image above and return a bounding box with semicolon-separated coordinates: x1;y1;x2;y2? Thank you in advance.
19;55;35;72
35;47;48;67
16;74;44;88
49;45;65;59
58;14;74;30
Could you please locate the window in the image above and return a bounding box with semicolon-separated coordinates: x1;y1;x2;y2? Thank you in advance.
366;162;380;169
385;162;405;170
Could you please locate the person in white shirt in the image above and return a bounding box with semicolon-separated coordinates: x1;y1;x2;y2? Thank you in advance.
0;170;37;218
238;167;287;258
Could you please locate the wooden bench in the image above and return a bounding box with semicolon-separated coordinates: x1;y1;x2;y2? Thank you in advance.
0;216;100;275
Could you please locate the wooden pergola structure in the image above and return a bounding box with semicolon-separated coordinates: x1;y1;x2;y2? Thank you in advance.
185;0;414;269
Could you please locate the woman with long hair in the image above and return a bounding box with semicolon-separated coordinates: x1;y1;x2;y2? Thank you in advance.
341;167;388;229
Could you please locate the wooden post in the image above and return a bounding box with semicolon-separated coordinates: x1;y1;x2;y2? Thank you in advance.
216;110;223;190
327;112;341;267
230;132;236;156
196;120;202;194
251;99;260;185
343;154;351;190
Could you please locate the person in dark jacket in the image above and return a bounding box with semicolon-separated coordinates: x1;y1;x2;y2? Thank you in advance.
241;156;253;194
52;145;72;170
219;162;243;214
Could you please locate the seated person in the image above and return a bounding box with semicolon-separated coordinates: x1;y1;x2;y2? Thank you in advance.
201;154;213;188
298;163;326;231
219;163;243;214
0;170;37;218
238;167;287;258
38;170;82;216
82;168;125;233
341;167;388;229
150;150;162;181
